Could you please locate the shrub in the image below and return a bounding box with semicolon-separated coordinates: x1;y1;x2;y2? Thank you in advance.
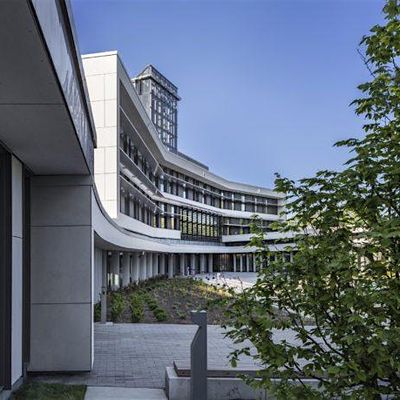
154;308;168;322
111;292;125;322
177;311;186;320
142;292;169;321
94;302;101;322
143;293;158;311
148;300;158;311
130;294;144;323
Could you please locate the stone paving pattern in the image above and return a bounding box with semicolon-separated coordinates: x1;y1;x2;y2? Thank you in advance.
32;323;258;389
85;387;167;400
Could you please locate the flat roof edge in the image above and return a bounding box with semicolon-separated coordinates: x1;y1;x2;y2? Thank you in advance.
82;50;119;59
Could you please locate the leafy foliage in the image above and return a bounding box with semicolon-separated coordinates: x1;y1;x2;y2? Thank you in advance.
130;293;144;323
142;292;169;321
223;1;400;398
111;292;125;322
94;302;101;322
153;308;168;321
108;276;228;324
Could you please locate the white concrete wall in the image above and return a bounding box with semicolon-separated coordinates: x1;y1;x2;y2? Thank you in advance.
160;192;281;222
115;213;181;240
93;191;292;254
222;231;297;243
83;52;119;218
29;176;93;372
11;156;23;385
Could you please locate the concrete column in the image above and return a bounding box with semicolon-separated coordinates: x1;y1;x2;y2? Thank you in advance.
191;254;196;275
147;253;153;279
129;197;134;218
29;175;93;372
180;254;185;276
132;253;140;283
246;254;250;272
129;254;133;284
200;254;206;274
233;254;237;272
138;203;142;221
121;253;130;287
253;253;256;272
153;253;159;277
140;253;147;281
120;194;126;214
160;254;166;275
168;254;174;278
208;254;213;274
110;252;120;290
239;255;243;273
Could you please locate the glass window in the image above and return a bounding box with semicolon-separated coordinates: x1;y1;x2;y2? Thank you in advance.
267;205;278;215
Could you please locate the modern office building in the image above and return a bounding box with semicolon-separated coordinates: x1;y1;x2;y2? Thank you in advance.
82;50;290;287
0;1;291;398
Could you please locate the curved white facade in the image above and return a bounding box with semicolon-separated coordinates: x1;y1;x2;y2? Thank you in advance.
82;51;291;290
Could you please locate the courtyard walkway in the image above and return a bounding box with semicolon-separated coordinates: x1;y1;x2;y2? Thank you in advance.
84;387;167;400
32;323;257;389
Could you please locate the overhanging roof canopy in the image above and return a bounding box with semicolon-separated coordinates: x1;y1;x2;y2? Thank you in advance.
0;0;93;175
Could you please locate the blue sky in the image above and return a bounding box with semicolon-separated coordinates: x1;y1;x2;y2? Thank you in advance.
71;0;384;189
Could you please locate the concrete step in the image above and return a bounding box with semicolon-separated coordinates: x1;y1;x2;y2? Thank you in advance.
84;386;167;400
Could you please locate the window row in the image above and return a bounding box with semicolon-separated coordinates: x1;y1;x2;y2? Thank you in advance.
120;191;222;242
119;132;280;215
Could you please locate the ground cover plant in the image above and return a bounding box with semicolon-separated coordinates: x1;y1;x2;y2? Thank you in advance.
105;276;229;324
222;1;400;399
110;292;125;322
129;293;144;322
12;382;86;400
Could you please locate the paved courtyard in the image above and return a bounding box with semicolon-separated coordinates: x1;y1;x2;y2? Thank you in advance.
194;272;258;292
32;323;258;389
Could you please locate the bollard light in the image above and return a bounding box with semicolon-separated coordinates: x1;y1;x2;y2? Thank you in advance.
190;310;207;400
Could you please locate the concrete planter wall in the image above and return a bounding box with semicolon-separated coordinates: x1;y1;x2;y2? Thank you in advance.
165;367;267;400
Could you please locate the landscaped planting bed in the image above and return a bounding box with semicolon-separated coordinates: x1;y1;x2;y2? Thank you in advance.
102;277;229;324
12;382;86;400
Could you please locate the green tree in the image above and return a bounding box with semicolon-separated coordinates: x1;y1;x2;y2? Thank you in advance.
223;1;400;398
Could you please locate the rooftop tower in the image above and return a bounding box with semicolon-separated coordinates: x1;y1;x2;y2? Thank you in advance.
132;65;180;151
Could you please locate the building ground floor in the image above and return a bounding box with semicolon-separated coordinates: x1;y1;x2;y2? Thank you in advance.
93;251;263;299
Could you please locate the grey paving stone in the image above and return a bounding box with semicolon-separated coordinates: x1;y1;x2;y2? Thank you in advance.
85;386;167;400
31;323;258;389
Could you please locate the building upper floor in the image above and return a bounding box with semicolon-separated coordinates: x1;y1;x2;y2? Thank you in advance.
132;65;180;151
82;51;286;244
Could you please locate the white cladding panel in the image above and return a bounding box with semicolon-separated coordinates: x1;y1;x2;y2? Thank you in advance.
83;53;119;219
